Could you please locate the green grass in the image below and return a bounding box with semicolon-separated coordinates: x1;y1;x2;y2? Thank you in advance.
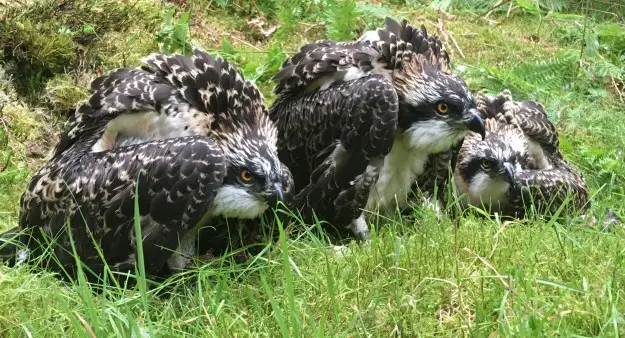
0;0;624;336
1;216;623;336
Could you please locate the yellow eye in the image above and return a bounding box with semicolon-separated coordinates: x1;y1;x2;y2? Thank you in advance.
481;159;491;169
437;102;449;114
240;169;253;182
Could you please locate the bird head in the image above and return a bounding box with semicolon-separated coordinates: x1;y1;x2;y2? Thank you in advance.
162;50;294;219
214;129;294;219
454;125;526;203
365;17;485;152
395;68;484;153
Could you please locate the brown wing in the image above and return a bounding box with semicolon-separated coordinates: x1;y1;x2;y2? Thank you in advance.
502;98;559;155
475;90;589;218
272;17;450;97
19;136;226;279
508;156;590;217
477;90;559;155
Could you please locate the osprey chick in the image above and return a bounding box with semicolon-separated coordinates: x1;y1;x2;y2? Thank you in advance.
269;17;485;240
454;90;589;217
11;49;293;279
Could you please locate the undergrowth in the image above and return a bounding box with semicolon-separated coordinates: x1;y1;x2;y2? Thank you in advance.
0;0;624;336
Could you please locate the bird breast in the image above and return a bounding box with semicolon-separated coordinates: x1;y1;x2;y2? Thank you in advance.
462;172;510;208
365;136;429;211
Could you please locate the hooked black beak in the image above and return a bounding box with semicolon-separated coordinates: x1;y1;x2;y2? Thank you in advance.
501;162;515;185
267;182;284;207
466;109;485;140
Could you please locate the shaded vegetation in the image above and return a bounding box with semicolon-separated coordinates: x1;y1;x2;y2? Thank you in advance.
0;0;160;100
0;0;624;336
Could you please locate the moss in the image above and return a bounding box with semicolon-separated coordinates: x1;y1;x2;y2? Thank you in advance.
0;70;59;218
0;80;58;170
43;74;90;116
0;0;162;101
0;18;76;98
90;30;160;69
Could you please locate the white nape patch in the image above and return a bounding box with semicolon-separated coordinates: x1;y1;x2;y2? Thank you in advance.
208;185;268;219
166;232;197;272
91;109;211;152
460;172;510;208
405;120;465;154
402;83;444;109
366;135;429;211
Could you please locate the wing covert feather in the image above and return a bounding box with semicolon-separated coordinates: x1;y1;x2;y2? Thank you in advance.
508;157;589;217
19;136;226;277
476;90;559;154
270;75;398;231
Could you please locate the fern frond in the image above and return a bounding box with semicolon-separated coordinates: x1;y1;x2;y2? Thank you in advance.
325;0;359;41
590;58;623;79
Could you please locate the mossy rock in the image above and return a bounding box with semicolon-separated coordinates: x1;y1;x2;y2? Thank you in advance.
0;0;162;101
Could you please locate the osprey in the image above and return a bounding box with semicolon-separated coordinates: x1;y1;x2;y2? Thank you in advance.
5;49;294;279
454;90;589;217
269;17;485;240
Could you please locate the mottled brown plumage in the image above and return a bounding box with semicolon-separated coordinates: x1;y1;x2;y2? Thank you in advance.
5;49;294;280
454;90;589;218
270;17;485;240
